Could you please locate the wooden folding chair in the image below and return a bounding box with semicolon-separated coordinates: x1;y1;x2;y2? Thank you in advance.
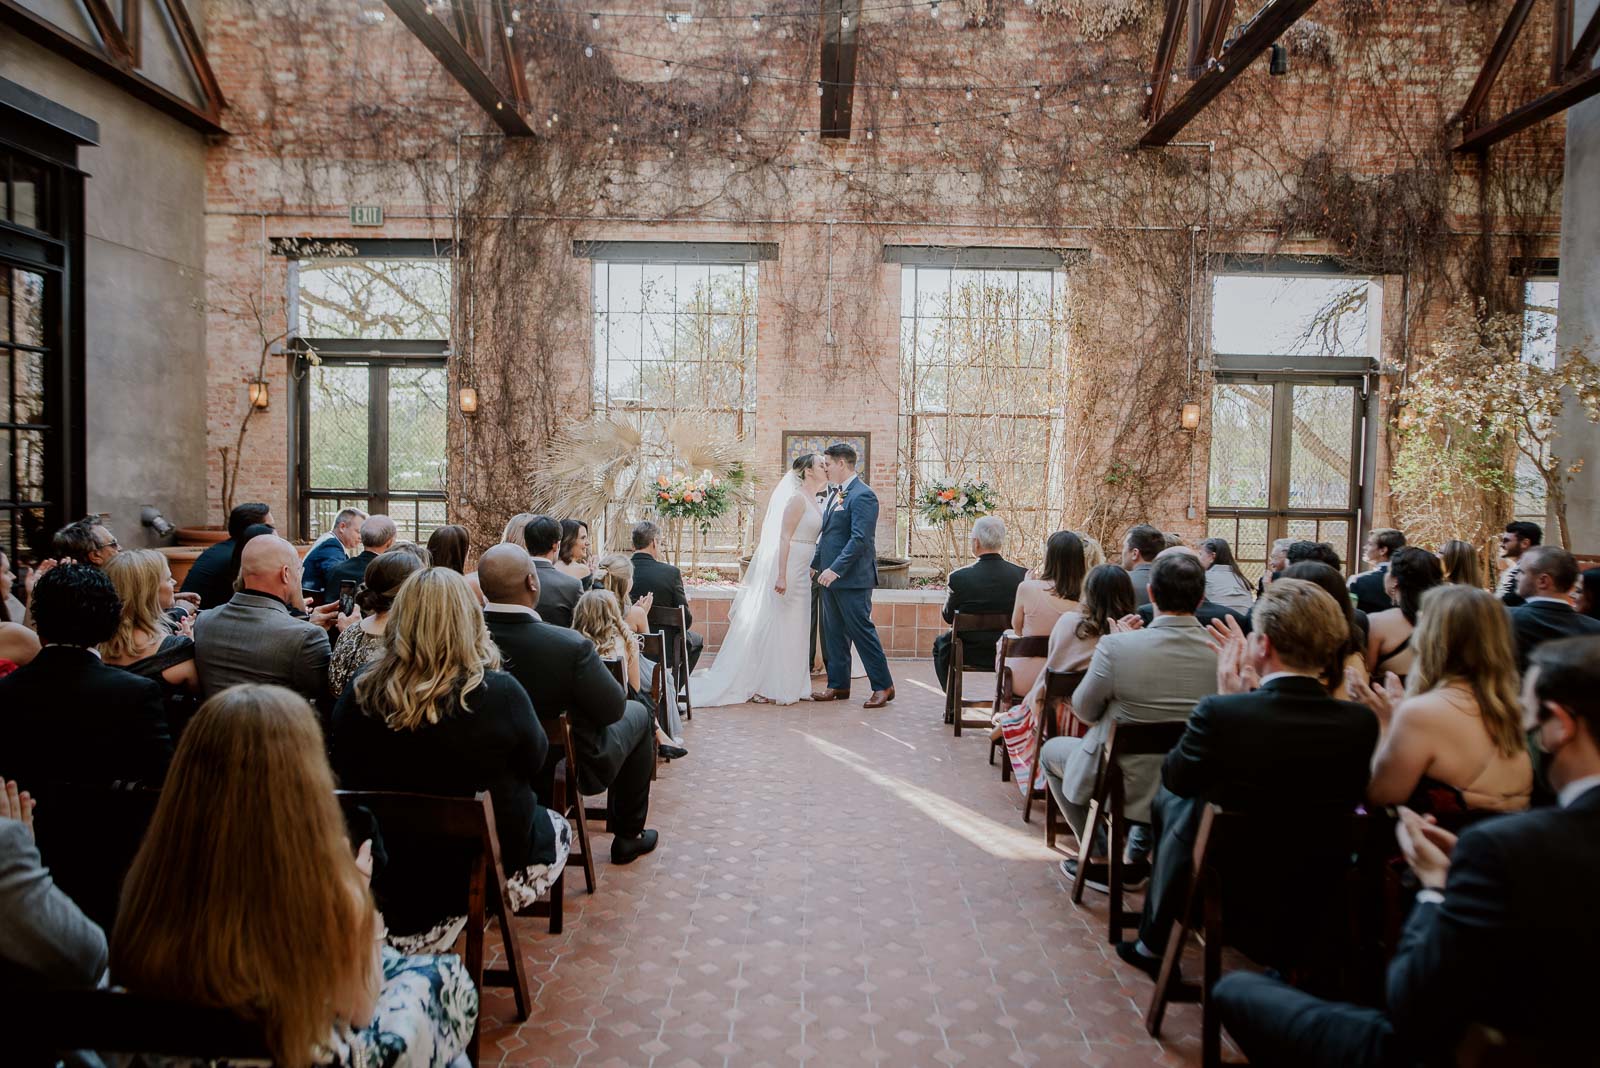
541;711;598;894
337;789;535;1067
12;989;271;1064
640;630;672;780
1023;668;1088;833
647;603;694;721
1070;718;1191;946
946;610;1012;737
989;632;1049;781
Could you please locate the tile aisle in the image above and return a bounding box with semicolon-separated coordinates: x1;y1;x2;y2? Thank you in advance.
480;660;1209;1066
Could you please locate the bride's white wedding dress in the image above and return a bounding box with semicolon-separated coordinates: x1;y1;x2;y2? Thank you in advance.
689;476;821;707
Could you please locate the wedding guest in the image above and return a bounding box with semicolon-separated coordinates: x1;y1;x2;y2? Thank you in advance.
180;501;272;609
1080;534;1107;570
1496;520;1541;606
629;520;703;671
1280;561;1366;698
1044;552;1218;891
1;548;26;623
0;619;39;675
1579;566;1600;619
999;564;1135;789
526;514;583;628
1256;537;1296;595
117;684;476;1067
1120;524;1166;607
1349;585;1531;817
478;545;659;865
194;535;340;702
51;516;119;567
1005;531;1086;699
1507;546;1600;669
1285;540;1341;571
0;564;171;787
101;549;201;735
573;588;685;759
387;541;431;566
935;516;1030;692
1365;546;1444;682
500;512;538;546
1440;538;1482;588
1137;547;1251;633
0;775;107;991
226;521;279;597
328;551;425;698
1115;579;1377;981
1198;537;1255;613
556;519;594;587
594;552;685;744
326;514;397;594
426;523;472;574
1350;528;1406;615
301;506;367;604
1214;635;1600;1067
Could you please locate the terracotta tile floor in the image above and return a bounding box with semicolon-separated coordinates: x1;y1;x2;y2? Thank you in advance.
480;659;1213;1067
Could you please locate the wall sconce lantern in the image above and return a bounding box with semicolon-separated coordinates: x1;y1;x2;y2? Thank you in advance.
1180;401;1201;431
458;386;480;415
247;378;270;410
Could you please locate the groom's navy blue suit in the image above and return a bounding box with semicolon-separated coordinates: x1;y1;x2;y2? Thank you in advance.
812;477;894;693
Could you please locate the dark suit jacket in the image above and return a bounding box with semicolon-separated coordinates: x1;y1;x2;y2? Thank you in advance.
811;479;879;588
1128;562;1155;607
301;537;351;600
533;558;583;628
484;610;630;790
177;538;235;610
630;551;693;629
941;554;1030;664
1138;600;1252;634
326;550;379;595
1348;565;1391;617
1384;784;1600;1062
0;646;172;787
1508;599;1600;670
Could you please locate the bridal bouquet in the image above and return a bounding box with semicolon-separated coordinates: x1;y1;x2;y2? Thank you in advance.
651;471;734;521
916;478;999;525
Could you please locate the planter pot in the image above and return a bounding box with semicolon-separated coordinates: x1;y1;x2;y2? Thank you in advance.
175;525;228;547
739;554;911;589
158;546;208;587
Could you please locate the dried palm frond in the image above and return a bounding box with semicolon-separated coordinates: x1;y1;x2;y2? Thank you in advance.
666;417;751;482
527;417;644;521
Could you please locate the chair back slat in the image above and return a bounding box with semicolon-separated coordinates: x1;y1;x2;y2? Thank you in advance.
1044;668;1087;699
601;656;625;687
998;634;1050;660
647;604;689;634
952;610;1012;634
1105;718;1191;759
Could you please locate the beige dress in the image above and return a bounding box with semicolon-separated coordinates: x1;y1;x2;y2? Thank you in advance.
999;611;1104;789
1004;581;1078;696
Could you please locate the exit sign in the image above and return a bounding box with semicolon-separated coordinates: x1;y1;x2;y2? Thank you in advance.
350;204;384;227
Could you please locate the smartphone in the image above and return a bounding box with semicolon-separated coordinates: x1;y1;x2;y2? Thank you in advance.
339;580;358;617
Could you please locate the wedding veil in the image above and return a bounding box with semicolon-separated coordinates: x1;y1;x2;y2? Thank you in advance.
729;466;805;624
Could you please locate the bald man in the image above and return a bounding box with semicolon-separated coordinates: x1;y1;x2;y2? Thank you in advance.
193;534;341;702
480;544;661;864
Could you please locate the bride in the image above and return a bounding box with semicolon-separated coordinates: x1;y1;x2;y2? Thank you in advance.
690;452;830;706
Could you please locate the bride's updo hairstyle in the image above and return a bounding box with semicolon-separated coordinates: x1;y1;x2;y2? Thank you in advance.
791;452;821;482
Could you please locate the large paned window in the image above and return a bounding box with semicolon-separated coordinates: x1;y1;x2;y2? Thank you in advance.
1207;266;1379;578
590;254;758;554
896;254;1070;565
1515;275;1559;523
291;248;450;543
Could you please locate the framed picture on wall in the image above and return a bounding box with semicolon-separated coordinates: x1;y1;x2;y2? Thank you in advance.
782;431;871;482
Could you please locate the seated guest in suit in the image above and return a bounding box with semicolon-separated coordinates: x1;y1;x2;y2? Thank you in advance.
193;535;340;702
1349;527;1405;616
525;515;583;628
1120;524;1166;607
326;514;397;597
121;684;477;1065
556;519;594;588
1005;530;1086;701
1440;538;1483;588
101;549;201;737
1198;537;1255;614
333;567;572;927
1350;585;1532;816
1365;547;1444;683
1215;635;1600;1067
0;564;172;787
0;775;108;991
1116;579;1378;979
934;516;1030;692
1577;566;1600;619
301;506;367;604
629;520;704;671
50;515;120;568
1496;520;1541;607
327;551;425;699
1042;553;1219;891
1001;565;1136;789
478;545;660;864
180;501;273;610
1137;547;1252;633
1279;561;1367;699
1508;545;1600;669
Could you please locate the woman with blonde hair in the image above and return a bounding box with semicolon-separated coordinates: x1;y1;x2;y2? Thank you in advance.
112;684;476;1067
1348;584;1532;816
1439;539;1483;589
573;588;686;759
101;549;200;729
333;567;570;934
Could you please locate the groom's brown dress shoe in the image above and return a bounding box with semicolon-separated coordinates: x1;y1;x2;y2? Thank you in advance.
864;687;895;708
810;687;851;701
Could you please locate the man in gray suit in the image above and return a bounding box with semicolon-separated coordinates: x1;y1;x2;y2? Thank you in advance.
1041;552;1218;892
194;535;341;703
1121;523;1165;607
525;514;583;627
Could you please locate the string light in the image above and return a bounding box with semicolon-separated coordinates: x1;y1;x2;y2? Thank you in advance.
584;43;593;57
1101;80;1111;95
891;86;900;100
741;72;751;86
750;12;762;27
735;131;743;142
866;127;875;139
841;12;850;27
1033;84;1041;101
589;11;599;28
933;121;942;136
666;12;680;31
929;0;939;17
511;6;521;20
817;81;825;97
505;24;514;37
964;86;973;101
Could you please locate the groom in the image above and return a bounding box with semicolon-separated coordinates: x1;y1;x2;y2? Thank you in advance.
811;443;896;708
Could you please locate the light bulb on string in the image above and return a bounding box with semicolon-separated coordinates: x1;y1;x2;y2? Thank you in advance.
584;44;594;57
866;128;875;140
511;7;520;21
505;24;513;37
891;86;900;100
1101;80;1110;95
933;121;942;137
964;86;973;101
589;12;599;29
817;82;825;97
741;72;751;86
841;13;850;28
1145;84;1153;95
929;0;939;18
751;12;762;28
672;126;680;138
612;122;620;132
666;13;679;31
1072;102;1081;114
1033;84;1041;101
735;131;743;143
